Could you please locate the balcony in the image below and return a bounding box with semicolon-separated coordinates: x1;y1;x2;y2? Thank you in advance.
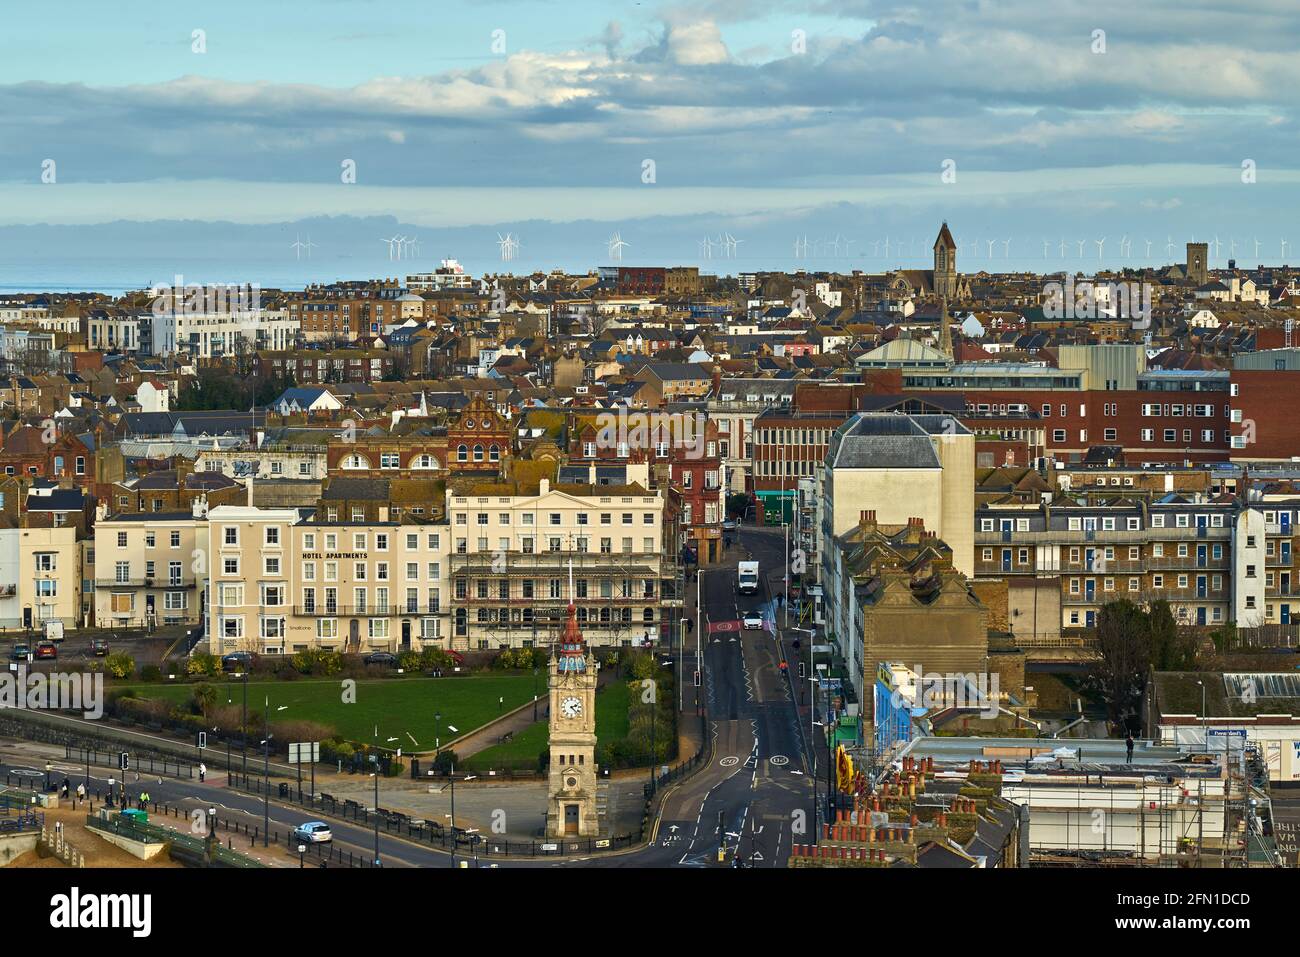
1145;557;1228;572
95;578;197;589
291;605;433;618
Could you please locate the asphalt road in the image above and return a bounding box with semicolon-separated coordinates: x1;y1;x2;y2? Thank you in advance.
603;527;813;868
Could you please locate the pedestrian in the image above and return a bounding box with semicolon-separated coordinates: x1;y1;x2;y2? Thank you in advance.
1125;733;1134;763
60;777;70;799
75;782;85;801
199;762;207;783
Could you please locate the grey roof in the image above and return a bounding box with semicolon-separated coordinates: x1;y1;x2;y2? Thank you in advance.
827;413;966;470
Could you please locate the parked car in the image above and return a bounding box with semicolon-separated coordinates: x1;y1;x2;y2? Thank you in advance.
35;641;58;660
9;643;30;662
90;638;110;657
742;612;764;630
363;651;399;667
292;821;332;844
221;652;255;673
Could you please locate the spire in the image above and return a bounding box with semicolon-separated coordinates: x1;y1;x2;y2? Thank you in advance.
557;558;587;672
938;296;953;358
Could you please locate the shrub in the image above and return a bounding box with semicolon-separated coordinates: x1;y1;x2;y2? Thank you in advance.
186;653;221;678
104;652;136;679
291;648;343;676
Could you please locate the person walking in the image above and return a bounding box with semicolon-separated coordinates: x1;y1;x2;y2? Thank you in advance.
1125;733;1134;763
75;782;86;802
199;762;207;783
60;777;70;799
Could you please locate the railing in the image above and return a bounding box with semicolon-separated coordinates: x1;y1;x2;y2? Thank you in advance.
84;810;266;868
227;773;642;859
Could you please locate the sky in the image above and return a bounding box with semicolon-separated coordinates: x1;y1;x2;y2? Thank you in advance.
1;0;1298;288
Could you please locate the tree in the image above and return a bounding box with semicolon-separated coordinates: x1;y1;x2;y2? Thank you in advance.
1147;600;1197;670
191;682;218;717
1089;599;1150;727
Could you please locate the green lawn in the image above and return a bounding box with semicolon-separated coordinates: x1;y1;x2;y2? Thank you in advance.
462;680;633;770
116;675;537;752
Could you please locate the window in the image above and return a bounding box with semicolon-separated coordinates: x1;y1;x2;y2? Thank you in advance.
265;527;280;546
223;557;239;575
145;531;156;548
117;531;127;548
264;556;281;576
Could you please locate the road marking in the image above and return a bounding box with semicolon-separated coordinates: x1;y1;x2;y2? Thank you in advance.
769;755;789;766
719;756;739;767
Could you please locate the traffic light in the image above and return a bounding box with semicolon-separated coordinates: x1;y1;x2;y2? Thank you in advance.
197;731;207;750
798;661;805;679
118;752;130;771
693;670;701;687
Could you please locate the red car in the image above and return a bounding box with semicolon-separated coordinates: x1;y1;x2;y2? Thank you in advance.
35;641;58;660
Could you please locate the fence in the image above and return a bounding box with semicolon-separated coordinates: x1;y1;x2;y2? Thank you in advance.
0;793;44;834
64;744;196;780
1234;624;1300;649
224;770;644;859
84;809;266;868
0;712;198;779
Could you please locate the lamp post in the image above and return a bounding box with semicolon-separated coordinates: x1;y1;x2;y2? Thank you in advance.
533;668;539;721
239;671;249;780
435;711;442;752
679;617;688;713
695;569;703;716
261;696;270;847
1197;679;1207;752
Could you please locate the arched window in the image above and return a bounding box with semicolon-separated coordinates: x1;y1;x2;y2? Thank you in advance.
473;444;484;462
342;453;370;470
488;444;500;462
457;444;468;463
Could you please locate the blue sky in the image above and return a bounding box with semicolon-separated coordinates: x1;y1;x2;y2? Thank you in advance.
1;0;1298;283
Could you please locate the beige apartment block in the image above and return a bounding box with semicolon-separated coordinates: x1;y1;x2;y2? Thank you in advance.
446;477;666;650
93;509;207;629
205;505;452;656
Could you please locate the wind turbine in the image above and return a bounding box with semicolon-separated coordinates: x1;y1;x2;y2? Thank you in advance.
1042;239;1051;258
1254;238;1262;260
392;235;408;260
401;236;418;260
1058;238;1068;258
1119;235;1130;258
1229;237;1237;258
1144;239;1153;259
882;236;892;258
870;239;881;257
727;233;744;258
1212;235;1222;261
968;239;979;257
497;232;518;263
381;236;401;260
986;238;996;259
1095;237;1106;261
698;237;714;259
607;232;629;262
1076;239;1087;258
290;234;305;261
1165;236;1175;258
1283;238;1290;261
830;234;843;257
1003;238;1012;258
304;235;317;260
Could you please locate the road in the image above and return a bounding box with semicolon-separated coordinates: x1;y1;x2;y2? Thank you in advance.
601;526;814;868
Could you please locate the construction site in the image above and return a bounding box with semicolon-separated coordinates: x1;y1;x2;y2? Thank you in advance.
793;736;1287;869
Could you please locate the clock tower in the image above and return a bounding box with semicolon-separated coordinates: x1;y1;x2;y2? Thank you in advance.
546;597;600;838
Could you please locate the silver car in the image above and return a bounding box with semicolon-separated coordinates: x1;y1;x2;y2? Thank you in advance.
293;821;333;844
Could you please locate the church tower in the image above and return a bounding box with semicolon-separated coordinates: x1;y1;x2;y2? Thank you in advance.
546;591;600;838
933;222;958;300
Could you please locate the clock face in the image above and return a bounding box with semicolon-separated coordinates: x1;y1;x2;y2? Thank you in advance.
561;696;583;718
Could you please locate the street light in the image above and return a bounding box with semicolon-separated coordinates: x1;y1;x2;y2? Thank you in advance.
1196;679;1207;752
533;668;540;721
438;768;476;867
